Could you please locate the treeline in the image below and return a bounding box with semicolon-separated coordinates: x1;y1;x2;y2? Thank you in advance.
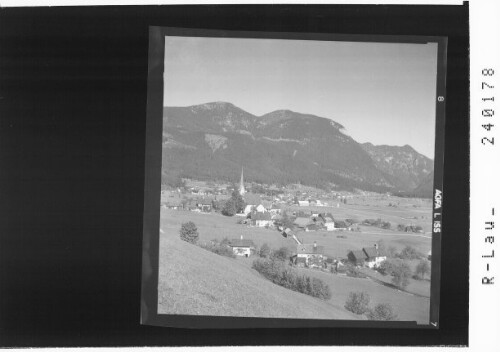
252;258;331;300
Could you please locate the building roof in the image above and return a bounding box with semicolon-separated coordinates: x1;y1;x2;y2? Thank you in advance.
349;250;367;261
229;239;255;248
319;213;335;222
251;212;272;220
260;200;273;209
362;247;386;258
297;243;324;255
335;221;348;228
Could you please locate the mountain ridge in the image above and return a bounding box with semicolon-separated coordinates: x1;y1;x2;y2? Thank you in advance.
162;102;433;196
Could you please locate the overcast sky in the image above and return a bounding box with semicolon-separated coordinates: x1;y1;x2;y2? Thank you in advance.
164;36;438;158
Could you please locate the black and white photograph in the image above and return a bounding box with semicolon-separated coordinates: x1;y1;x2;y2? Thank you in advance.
145;29;447;327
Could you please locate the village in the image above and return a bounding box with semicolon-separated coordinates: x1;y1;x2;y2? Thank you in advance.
160;169;432;277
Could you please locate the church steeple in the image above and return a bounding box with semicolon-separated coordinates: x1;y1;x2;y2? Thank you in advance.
239;167;246;195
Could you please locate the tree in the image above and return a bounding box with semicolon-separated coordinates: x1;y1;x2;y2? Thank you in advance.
179;221;199;244
221;198;237;216
377;260;393;276
230;190;246;213
271;246;290;262
281;212;295;230
345;291;371;315
390;260;412;289
387;246;398;258
398;245;421;260
415;259;431;279
259;243;271;258
367;303;398;321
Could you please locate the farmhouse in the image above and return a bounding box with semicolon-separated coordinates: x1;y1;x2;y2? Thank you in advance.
198;202;212;213
297;200;309;207
228;238;255;257
347;250;367;266
319;213;335;223
334;220;349;230
251;211;273;227
362;245;387;268
292;242;325;268
163;199;183;210
324;221;336;231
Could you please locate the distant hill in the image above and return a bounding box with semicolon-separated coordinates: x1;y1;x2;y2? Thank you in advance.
361;143;434;190
411;171;434;198
162;102;433;194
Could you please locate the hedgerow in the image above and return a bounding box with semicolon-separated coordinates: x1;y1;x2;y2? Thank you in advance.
252;258;331;300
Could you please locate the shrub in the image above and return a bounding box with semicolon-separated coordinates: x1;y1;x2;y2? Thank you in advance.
198;239;235;258
252;258;331;300
398;245;422;260
271;246;290;262
311;277;332;300
259;243;271;258
179;221;199;244
390;259;412;289
345;264;367;278
381;221;391;230
367;303;398;321
345;291;371;315
415;259;431;279
376;260;393;276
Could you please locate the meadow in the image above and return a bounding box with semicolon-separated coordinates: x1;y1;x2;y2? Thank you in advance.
158;228;360;320
158;193;433;323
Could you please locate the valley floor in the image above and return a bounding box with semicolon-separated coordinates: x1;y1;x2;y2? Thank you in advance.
157;196;432;323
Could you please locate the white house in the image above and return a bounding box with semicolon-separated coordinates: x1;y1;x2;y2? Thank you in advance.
362;245;387;268
254;204;266;213
292;242;325;268
251;212;273;227
228;238;255;257
243;204;255;216
298;200;309;207
324;221;336;231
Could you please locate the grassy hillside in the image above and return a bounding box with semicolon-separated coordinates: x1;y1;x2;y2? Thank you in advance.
158;231;360;319
159;207;431;322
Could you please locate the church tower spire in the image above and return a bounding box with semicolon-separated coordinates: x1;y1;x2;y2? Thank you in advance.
239;167;246;195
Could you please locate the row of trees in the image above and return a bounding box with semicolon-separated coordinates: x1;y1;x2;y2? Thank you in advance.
252;257;331;300
377;258;430;289
344;291;398;320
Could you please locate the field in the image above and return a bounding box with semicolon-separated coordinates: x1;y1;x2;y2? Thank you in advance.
158;228;360;319
158;194;432;323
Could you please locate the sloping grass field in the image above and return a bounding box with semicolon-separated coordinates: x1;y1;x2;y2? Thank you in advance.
158;228;360;319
